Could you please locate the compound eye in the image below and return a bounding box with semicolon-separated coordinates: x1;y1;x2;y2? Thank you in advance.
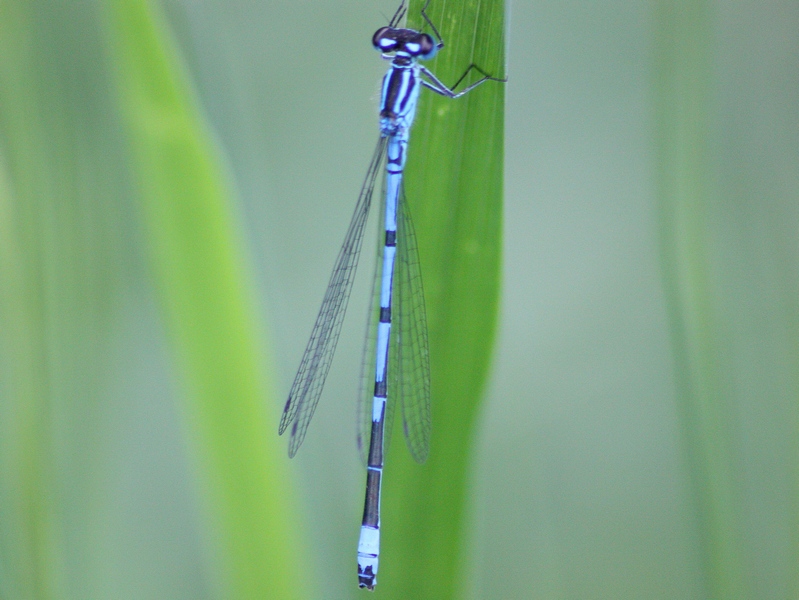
373;27;398;52
417;33;438;58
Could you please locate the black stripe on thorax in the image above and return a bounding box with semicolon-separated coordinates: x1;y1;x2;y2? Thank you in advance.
381;67;416;119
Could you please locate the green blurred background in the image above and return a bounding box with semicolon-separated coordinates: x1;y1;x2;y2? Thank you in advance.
1;0;798;598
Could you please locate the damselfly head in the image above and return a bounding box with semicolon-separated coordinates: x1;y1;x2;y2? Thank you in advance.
372;27;438;60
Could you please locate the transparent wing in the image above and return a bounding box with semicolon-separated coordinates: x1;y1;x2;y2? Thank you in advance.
280;138;387;457
391;187;431;463
356;251;380;466
356;217;398;466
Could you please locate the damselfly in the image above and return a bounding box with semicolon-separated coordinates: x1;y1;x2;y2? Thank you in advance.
279;0;505;590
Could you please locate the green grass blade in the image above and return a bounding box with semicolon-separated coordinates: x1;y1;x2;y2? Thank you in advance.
654;2;746;598
380;1;506;598
106;2;306;598
0;4;96;596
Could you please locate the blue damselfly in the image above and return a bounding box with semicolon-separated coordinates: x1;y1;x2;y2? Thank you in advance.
279;0;505;589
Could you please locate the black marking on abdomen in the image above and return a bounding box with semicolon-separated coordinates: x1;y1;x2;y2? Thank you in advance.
358;567;375;590
387;142;406;171
362;468;382;526
385;230;396;246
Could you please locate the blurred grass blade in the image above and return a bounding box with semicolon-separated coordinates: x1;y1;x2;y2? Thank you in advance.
106;1;306;598
381;1;506;598
654;2;746;598
0;4;100;597
0;11;52;595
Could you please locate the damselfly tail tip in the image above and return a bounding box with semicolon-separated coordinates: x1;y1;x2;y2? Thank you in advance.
358;568;376;591
358;539;378;589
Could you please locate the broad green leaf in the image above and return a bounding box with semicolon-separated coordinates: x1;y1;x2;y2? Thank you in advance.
380;1;506;598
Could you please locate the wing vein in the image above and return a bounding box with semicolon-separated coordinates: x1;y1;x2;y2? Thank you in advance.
394;187;432;463
280;138;388;457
